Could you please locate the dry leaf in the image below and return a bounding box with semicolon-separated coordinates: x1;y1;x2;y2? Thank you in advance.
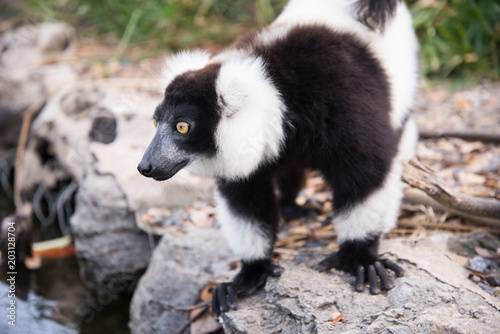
457;171;486;186
190;308;221;334
200;284;216;302
331;311;345;324
24;256;42;270
313;191;332;202
459;141;484;155
475;246;494;259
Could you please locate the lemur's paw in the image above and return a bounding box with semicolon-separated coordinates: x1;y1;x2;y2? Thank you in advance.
317;254;404;295
212;260;283;316
281;203;317;221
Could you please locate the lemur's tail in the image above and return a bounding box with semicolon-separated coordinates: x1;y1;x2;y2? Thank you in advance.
353;0;401;31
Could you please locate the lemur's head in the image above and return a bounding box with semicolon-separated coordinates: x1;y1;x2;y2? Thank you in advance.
138;50;286;181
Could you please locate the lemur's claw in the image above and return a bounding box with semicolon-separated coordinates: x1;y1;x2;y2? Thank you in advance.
212;283;238;316
317;254;403;294
212;260;283;317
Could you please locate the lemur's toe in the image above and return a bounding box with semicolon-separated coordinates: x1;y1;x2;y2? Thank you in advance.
318;252;403;294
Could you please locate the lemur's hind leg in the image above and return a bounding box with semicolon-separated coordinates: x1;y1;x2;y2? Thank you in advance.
275;161;316;220
317;156;405;294
213;171;283;316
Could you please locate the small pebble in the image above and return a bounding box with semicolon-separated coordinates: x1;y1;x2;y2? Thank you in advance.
477;282;496;295
471;275;481;283
468;256;491;273
486;273;500;287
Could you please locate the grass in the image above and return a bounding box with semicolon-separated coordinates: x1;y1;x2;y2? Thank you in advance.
5;0;500;81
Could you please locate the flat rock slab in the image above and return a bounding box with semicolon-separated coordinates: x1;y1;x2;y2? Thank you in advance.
129;226;236;334
222;238;500;334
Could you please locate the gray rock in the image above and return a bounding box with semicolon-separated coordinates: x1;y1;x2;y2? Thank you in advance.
0;282;78;334
20;82;214;293
70;171;151;294
447;230;500;257
468;256;492;273
0;22;77;151
129;226;236;334
221;239;500;334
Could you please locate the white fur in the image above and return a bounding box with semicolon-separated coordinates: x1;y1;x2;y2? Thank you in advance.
399;117;419;160
334;116;419;243
367;3;420;128
215;191;271;261
273;0;367;37
198;55;287;180
271;0;419;130
333;155;403;243
162;50;211;88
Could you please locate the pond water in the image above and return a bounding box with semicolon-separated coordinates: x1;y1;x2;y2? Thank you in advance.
0;188;131;333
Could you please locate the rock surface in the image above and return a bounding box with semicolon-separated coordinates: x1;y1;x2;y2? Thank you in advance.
129;226;236;334
129;230;500;334
0;282;78;334
0;22;77;151
222;238;500;334
22;81;214;292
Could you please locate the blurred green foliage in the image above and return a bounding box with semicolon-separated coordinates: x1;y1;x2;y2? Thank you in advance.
15;0;287;50
8;0;500;80
409;0;500;81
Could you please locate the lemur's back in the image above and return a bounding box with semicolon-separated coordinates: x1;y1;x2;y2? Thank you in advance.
275;0;419;129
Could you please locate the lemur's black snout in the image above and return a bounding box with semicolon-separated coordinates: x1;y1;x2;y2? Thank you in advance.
137;161;153;177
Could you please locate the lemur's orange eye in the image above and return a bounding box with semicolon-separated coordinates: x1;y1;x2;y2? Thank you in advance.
176;122;190;134
153;119;157;128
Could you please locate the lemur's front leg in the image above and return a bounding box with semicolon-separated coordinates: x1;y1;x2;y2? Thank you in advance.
213;173;283;316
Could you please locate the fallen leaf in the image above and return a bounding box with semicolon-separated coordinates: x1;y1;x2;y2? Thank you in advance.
190;308;221;334
24;256;42;270
331;312;345;324
200;284;216;302
475;246;494;259
459;141;484;155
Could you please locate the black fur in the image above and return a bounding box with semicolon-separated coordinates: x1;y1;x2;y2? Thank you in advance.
317;234;405;294
318;234;381;274
160;63;221;156
212;259;284;316
246;25;398;212
217;168;280;257
138;64;221;179
354;0;401;31
139;19;409;313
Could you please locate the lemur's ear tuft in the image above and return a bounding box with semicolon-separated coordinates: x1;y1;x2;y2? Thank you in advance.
216;56;267;117
162;50;211;88
217;78;248;117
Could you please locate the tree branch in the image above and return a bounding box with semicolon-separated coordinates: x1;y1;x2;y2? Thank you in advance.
419;128;500;143
402;159;500;227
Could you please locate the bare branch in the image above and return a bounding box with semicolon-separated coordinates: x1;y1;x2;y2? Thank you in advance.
402;159;500;227
419;128;500;143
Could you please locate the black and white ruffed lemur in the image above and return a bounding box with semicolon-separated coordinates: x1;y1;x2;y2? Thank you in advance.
137;0;419;316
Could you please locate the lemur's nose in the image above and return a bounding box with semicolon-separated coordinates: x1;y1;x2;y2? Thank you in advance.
137;161;153;177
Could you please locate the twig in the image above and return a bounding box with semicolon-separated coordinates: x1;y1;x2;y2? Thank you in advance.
397;219;500;234
174;304;210;334
14;96;47;209
403;188;500;226
173;301;210;312
419;128;500;143
402;159;500;227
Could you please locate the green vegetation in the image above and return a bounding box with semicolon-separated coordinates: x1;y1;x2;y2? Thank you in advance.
14;0;287;50
409;0;500;81
6;0;500;80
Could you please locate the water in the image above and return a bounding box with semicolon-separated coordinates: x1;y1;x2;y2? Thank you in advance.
1;188;131;333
